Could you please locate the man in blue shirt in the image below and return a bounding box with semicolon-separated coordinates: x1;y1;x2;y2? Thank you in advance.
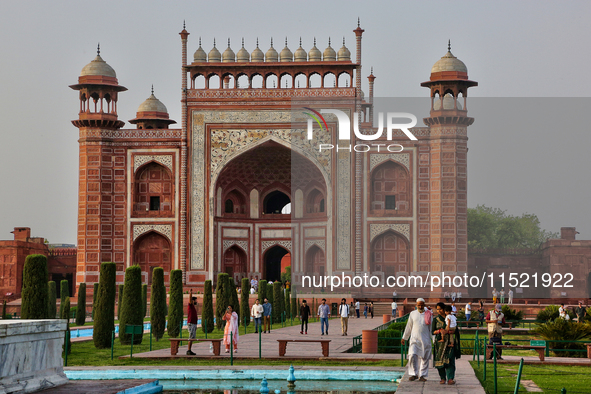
262;298;272;333
317;298;331;335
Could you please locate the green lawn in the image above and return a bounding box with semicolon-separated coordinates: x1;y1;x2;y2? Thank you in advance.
470;361;591;393
65;317;345;367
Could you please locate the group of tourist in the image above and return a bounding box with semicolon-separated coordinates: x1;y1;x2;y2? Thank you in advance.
491;288;514;304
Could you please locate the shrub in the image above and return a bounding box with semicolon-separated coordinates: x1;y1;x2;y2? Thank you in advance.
76;283;86;326
273;282;282;324
92;283;98;320
142;284;148;318
537;305;576;322
534;319;591;357
258;279;268;303
119;265;143;345
167;270;183;338
378;322;407;354
150;267;166;341
47;281;57;318
240;278;250;327
291;294;297;319
285;290;291;320
229;278;240;324
2;299;7;319
60;296;71;354
93;262;116;348
21;254;48;319
202;280;214;333
501;305;523;327
59;280;69;319
215;273;230;330
266;283;274;306
117;284;124;320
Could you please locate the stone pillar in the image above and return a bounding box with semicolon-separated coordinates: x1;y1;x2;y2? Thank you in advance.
179;24;190;283
0;320;68;393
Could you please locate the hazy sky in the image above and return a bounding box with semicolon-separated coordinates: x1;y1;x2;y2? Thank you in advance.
1;1;590;243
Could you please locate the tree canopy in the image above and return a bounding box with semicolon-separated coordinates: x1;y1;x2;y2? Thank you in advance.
467;205;558;250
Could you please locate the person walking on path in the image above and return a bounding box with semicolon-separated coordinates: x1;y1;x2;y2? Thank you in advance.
251;298;264;333
222;305;239;353
402;298;432;382
262;298;272;333
500;288;505;304
486;304;505;360
575;302;587;322
339;298;350;335
186;290;198;356
391;299;398;318
465;301;471;322
432;302;460;385
508;289;514;304
355;300;360;318
370;301;374;318
363;303;368;318
300;299;311;334
318;298;331;335
478;300;485;322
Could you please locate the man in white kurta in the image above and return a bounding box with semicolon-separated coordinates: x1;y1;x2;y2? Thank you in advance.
401;299;432;381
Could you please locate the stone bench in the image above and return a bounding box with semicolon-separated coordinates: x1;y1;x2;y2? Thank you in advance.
486;345;545;361
169;338;222;356
277;339;330;357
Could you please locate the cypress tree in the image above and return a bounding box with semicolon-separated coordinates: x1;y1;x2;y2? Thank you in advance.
273;282;282;323
92;282;99;320
215;273;230;330
2;300;6;319
291;293;297;320
60;296;71;354
76;283;86;326
258;279;268;303
266;283;274;321
142;284;148;318
119;265;143;345
202;279;214;333
59;280;69;319
229;278;240;324
240;278;250;327
285;290;291;320
150;267;166;341
21;254;48;319
93;262;116;348
47;281;57;318
117;284;124;320
167;270;183;338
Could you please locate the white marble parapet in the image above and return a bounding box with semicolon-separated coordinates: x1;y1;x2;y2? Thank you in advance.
0;319;68;394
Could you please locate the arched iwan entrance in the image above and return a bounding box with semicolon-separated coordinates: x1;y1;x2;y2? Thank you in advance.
304;245;325;276
264;245;290;282
133;231;172;284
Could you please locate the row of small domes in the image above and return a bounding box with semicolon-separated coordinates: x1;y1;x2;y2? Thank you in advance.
194;38;351;63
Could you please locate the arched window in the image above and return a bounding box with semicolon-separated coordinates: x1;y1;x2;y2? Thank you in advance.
306;189;325;213
133;162;174;217
225;199;234;213
223;189;247;215
263;190;290;214
370;160;410;214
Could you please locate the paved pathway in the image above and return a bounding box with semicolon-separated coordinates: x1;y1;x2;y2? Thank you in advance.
396;358;485;394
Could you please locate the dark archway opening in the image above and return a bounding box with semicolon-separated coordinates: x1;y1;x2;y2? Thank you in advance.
263;191;290;214
264;245;289;282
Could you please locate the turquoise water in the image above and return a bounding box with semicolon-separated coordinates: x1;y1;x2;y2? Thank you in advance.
70;319;191;338
161;379;398;393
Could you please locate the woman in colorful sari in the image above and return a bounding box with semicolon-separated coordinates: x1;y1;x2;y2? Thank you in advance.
223;305;239;353
432;302;461;385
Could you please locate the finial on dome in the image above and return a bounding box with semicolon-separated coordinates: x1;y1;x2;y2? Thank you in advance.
97;43;100;56
343;37;345;45
183;20;186;29
242;38;244;47
329;37;331;46
256;37;259;47
358;17;360;27
151;84;154;95
448;39;451;51
228;38;230;47
371;67;373;74
213;38;216;47
271;38;274;47
300;37;302;46
314;37;316;46
199;37;202;46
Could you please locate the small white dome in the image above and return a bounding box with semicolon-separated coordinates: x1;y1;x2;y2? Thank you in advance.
308;39;322;61
251;40;264;62
81;54;116;78
237;39;250;62
137;93;168;113
323;39;336;61
208;40;221;62
265;39;278;62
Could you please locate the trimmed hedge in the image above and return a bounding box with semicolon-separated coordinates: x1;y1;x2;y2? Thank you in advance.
92;282;98;320
167;270;183;338
291;293;297;319
59;280;69;319
272;282;282;323
93;262;116;348
150;267;166;341
215;273;230;330
21;254;48;319
2;300;7;319
47;281;57;318
258;279;268;303
119;265;143;345
117;284;124;320
60;296;71;354
230;277;240;323
75;283;86;326
142;284;148;318
285;290;291;320
240;278;251;327
202;280;214;333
